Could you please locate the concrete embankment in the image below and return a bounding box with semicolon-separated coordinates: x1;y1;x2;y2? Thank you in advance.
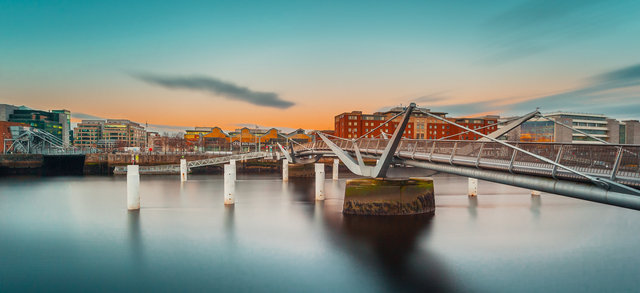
0;154;85;176
0;154;351;176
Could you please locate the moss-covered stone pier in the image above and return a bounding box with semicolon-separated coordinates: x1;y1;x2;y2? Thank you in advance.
343;177;435;216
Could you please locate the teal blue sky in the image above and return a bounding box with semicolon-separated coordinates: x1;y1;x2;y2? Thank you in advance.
2;0;640;130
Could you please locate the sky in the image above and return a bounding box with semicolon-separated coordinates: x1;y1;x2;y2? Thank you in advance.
1;0;640;132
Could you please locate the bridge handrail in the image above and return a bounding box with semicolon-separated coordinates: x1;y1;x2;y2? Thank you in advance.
293;139;640;188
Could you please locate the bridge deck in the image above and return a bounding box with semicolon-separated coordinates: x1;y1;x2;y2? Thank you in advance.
294;139;640;189
113;152;271;174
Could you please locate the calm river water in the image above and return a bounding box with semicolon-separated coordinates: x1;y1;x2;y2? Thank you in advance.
1;173;639;292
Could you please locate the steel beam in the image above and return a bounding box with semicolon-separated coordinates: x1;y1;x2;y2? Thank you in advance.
371;103;416;177
403;159;640;211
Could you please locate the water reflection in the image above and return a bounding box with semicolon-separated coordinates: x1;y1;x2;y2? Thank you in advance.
224;205;236;245
127;210;143;265
325;212;456;292
531;194;541;218
287;176;455;291
468;196;478;219
287;178;316;203
4;175;638;292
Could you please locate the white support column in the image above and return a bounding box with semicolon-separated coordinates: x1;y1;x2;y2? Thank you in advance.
332;159;339;180
315;163;325;201
224;164;235;205
468;178;478;197
180;159;187;182
276;152;281;160
531;190;541;196
127;165;140;210
229;159;236;182
282;159;289;182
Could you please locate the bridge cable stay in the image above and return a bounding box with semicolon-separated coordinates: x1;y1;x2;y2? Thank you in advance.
433;114;534;142
420;111;640;195
6;127;66;154
478;109;540;141
321;110;407;169
535;113;639;168
536;114;609;145
354;110;406;141
276;133;313;151
275;133;323;164
318;103;416;177
315;132;350;141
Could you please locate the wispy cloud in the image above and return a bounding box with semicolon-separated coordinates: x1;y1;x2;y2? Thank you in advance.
411;92;449;104
131;73;295;109
482;0;633;63
397;63;640;118
507;63;640;116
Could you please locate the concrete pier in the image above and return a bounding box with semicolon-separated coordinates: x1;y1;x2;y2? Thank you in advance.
127;165;140;210
343;177;435;216
332;159;339;180
230;159;236;181
315;163;325;201
180;159;187;182
468;178;478;197
282;159;289;182
224;164;235;205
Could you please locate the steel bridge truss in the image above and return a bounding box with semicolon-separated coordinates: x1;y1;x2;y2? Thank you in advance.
114;152;271;174
3;126;66;154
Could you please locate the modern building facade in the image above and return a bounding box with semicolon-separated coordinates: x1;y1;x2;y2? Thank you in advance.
620;120;640;144
73;120;104;148
73;119;146;149
51;109;72;145
519;112;629;144
8;108;67;144
0;104;18;122
1;104;71;146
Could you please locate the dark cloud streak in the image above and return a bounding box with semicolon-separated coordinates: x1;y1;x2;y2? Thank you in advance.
481;0;631;63
132;73;295;109
396;63;640;118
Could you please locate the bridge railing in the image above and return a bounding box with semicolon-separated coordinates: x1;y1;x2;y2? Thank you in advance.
293;139;640;187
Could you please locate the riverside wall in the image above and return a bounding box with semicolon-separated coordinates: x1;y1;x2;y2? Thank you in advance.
0;154;351;176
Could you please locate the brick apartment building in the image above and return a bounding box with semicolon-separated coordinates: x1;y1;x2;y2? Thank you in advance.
334;107;499;140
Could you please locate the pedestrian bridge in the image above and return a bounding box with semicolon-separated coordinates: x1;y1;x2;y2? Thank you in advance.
289;138;640;210
281;103;640;211
293;139;640;188
113;152;271;174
